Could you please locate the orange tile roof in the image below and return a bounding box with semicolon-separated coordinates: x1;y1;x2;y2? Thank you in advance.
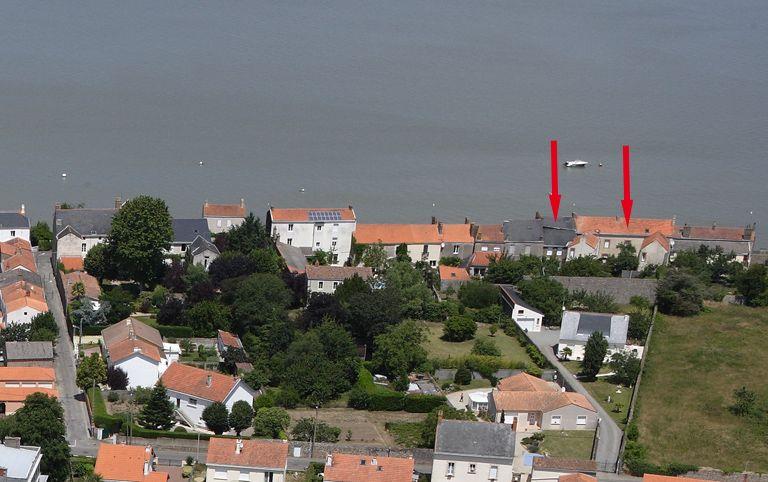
102;317;164;354
2;251;37;272
0;387;58;402
560;474;598;482
0;282;48;314
206;438;288;470
468;251;501;267
568;234;598;249
683;225;753;241
640;232;670;251
643;475;710;482
323;453;414;482
60;256;85;271
0;238;32;256
109;338;163;363
94;443;169;482
574;215;675;237
491;390;595;413
217;330;243;349
305;265;373;281
439;224;474;243
0;367;55;382
439;266;470;282
270;207;356;222
160;363;239;402
62;270;101;303
203;201;246;218
497;372;554;392
354;224;440;245
474;224;505;243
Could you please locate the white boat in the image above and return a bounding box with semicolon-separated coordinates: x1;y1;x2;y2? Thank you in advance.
564;160;588;167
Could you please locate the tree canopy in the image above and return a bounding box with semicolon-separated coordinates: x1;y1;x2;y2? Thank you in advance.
517;276;568;325
12;393;71;482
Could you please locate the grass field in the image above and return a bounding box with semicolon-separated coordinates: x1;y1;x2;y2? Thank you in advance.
539;430;595;459
424;321;534;365
560;362;632;428
634;305;768;472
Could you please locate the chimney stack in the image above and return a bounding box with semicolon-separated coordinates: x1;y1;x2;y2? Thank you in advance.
682;224;691;238
240;198;245;208
712;222;717;230
431;216;437;225
235;439;244;454
534;211;542;220
4;436;20;448
744;224;755;240
19;204;25;216
464;217;469;224
437;221;443;235
54;202;62;210
326;454;333;467
115;196;122;209
206;375;213;387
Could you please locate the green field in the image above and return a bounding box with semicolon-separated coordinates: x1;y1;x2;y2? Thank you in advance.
424;321;534;365
539;430;595;459
634;305;768;472
560;362;632;428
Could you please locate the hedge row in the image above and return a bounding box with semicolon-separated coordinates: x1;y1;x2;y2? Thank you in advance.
502;322;551;369
348;368;447;412
430;354;542;378
81;324;193;338
88;388;123;435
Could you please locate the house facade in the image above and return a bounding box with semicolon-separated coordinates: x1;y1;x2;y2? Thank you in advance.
305;265;373;295
203;200;247;234
0;208;30;243
670;223;756;265
101;317;173;389
354;223;442;267
160;363;256;428
572;215;675;260
0;367;57;416
499;285;544;332
435;220;475;261
471;224;506;254
187;235;220;269
467;251;498;277
206;438;288;482
431;420;517;482
169;219;211;258
504;217;576;261
323;453;414;482
557;311;632;361
53;202;121;260
488;373;597;433
267;207;356;266
0;281;48;325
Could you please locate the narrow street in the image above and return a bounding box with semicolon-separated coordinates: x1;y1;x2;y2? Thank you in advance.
526;328;622;471
36;251;94;448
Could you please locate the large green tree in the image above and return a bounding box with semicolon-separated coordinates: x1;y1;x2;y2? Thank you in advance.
30;221;53;251
252;407;291;438
581;331;608;380
442;314;477;342
202;402;230;435
458;280;500;308
517;276;568;325
734;265;768;306
225;213;271;254
185;300;231;336
13;393;71;482
107;195;173;285
607;242;640;276
229;400;255;436
371;320;427;382
656;271;704;316
138;382;175;430
229;273;292;334
76;353;107;390
345;288;402;343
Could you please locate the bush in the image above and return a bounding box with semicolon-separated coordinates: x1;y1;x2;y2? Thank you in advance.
291;418;341;443
403;394;447;413
626;422;639;441
157;325;194;338
88;388;123;434
442;315;476;342
367;391;406;411
458;281;500;308
254;389;278;409
454;366;472;385
276;386;300;409
174;426;187;432
107;391;119;402
656;272;704;317
471;338;501;357
347;387;371;410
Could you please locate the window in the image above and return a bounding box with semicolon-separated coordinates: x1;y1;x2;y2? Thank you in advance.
469;464;476;474
551;415;562;425
452;245;459;254
181;244;187;252
422;244;429;254
489;465;499;480
315;242;320;247
546;249;553;256
227;220;232;227
217;219;222;227
604;240;610;249
238;471;250;481
316;224;323;231
641;252;647;262
493;246;501;252
10;230;15;237
81;243;87;252
577;415;587;425
331;241;337;247
481;246;488;252
333;281;339;289
556;249;562;256
288;224;294;231
176;398;181;408
447;462;455;476
517;309;524;315
188;398;197;407
318;281;324;289
265;473;274;482
430;260;437;267
214;471;227;480
332;254;338;263
287;238;293;245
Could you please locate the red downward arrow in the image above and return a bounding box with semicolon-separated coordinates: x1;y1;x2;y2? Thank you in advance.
549;140;562;221
621;145;634;227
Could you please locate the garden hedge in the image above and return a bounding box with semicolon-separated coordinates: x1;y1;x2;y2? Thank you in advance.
157;325;194;338
348;368;447;412
88;388;123;435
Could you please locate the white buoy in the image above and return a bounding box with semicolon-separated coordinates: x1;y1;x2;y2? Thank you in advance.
61;172;67;178
299;187;305;192
199;161;204;166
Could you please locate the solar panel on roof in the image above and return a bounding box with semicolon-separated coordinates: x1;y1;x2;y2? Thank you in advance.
308;210;342;221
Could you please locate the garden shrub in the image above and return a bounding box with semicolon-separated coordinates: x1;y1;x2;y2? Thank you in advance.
454;366;472;385
403;394;447;413
157;325;194;338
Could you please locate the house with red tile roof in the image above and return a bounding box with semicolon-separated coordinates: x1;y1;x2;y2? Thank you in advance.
488;372;596;432
216;330;243;355
638;231;671;268
435;219;475;262
61;270;101;306
471;223;506;254
160;363;256;428
305;265;373;294
467;251;501;277
323;453;414;482
268;206;356;266
439;265;470;291
202;199;247;234
0;367;57;415
354;223;442;266
101;317;174;389
0;281;48;325
573;214;676;264
93;443;169;482
205;438;288;482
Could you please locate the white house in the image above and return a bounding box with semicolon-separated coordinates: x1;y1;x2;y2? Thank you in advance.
499;285;544;332
353;224;442;267
0;439;47;482
267;207;356;266
0;208;31;243
431;420;517;482
206;438;288;482
203;200;247;234
53;200;121;260
324;453;414;482
187;235;220;270
101;317;174;389
557;311;635;361
305;265;373;295
0;281;48;326
160;363;256;428
169;219;211;258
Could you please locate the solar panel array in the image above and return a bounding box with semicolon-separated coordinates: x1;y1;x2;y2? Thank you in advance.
308;210;342;221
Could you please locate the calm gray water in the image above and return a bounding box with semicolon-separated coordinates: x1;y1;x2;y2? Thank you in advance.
1;1;767;244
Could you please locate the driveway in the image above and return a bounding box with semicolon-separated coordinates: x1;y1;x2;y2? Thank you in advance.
36;252;93;448
527;328;622;471
445;388;492;411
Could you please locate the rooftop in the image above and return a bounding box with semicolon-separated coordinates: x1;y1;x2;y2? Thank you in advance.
172;218;211;243
102;317;164;353
0;212;30;229
439;223;474;243
4;341;54;361
61;271;101;303
109;338;163;363
60;256;85;272
354;224;440;245
275;241;307;274
53;208;117;237
203;200;246;218
94;443;169;482
496;372;553;392
439;265;470;282
491;390;595;413
468;251;501;267
434;420;516;459
206;438;288;471
0;442;41;480
269;207;356;223
574;214;675;237
160;363;241;402
217;330;243;349
189;235;220;256
559;310;629;346
305;265;373;281
473;224;505;243
323;453;414;482
0;367;56;382
498;285;543;316
0;386;59;402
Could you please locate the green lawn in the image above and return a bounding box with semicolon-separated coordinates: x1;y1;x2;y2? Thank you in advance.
424;321;534;365
538;430;594;459
133;315;158;327
560;361;632;428
386;421;424;447
634;305;768;472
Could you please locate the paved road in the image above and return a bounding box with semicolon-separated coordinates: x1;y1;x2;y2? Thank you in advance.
527;328;622;471
36;252;93;447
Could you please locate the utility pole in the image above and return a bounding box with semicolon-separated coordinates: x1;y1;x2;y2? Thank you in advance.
309;404;319;459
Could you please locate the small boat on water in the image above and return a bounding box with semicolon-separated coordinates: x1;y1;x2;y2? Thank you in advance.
564;160;588;168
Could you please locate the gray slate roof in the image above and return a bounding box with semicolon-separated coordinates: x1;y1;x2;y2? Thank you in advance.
0;269;42;289
551;276;658;304
172;218;211;243
54;208;117;237
276;241;308;273
670;238;751;255
5;341;54;360
504;217;575;246
560;310;628;347
0;212;30;229
434;420;516;459
498;284;543;315
190;235;220;256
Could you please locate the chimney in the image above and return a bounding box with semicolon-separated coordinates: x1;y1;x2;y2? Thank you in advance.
206;375;213;387
326;454;333;467
437;222;443;235
4;436;20;448
682;224;691;238
235;439;244;454
431;216;437;225
744;224;755;240
712;222;717;230
534;211;542;220
54;202;62;210
0;468;6;477
19;204;25;215
240;198;245;208
115;196;122;209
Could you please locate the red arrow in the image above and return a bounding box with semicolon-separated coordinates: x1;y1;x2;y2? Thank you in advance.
621;144;634;227
549;140;562;221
